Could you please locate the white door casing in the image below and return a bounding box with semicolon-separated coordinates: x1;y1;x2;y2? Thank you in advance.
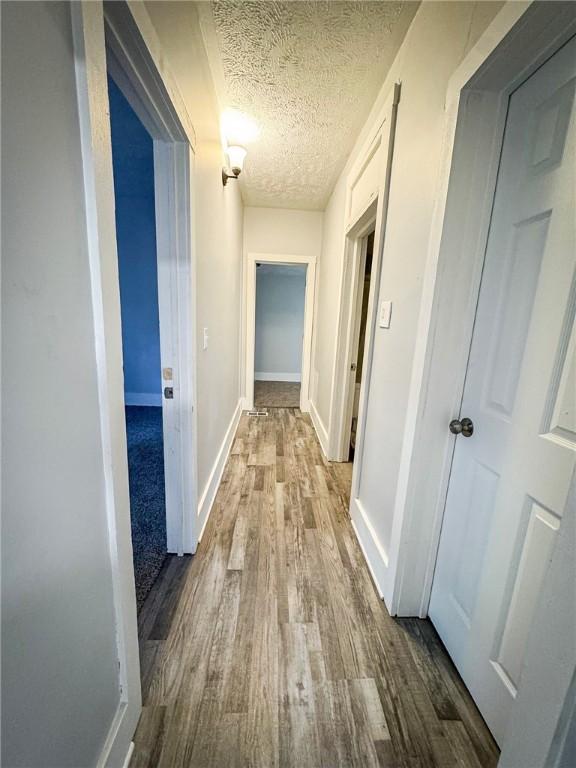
343;233;373;456
429;35;576;746
328;84;400;464
345;85;403;597
106;2;198;557
152;141;197;555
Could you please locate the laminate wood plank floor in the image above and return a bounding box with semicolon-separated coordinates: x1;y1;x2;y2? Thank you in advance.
132;408;499;768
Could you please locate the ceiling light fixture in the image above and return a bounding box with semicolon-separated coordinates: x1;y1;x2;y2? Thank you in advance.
222;145;247;186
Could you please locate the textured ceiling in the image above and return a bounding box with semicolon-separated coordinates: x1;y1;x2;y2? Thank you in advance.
198;1;418;210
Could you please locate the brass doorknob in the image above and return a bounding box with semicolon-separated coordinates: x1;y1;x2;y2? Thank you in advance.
449;417;474;437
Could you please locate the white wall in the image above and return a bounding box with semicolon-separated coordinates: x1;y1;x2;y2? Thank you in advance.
255;265;307;380
311;2;504;568
145;2;244;510
194;140;243;496
1;3;120;765
244;206;323;258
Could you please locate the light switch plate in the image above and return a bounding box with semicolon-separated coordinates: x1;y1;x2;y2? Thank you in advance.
203;327;209;350
163;367;173;381
379;300;392;329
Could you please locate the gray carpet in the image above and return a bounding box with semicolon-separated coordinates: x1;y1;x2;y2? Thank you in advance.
125;406;167;611
254;380;301;407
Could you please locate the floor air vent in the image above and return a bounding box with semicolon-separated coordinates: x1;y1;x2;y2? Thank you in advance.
247;410;268;416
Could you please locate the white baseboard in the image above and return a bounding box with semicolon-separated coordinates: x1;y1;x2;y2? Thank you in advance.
122;742;135;768
309;399;329;459
254;372;301;382
197;399;242;542
96;700;139;768
124;392;162;407
350;497;390;606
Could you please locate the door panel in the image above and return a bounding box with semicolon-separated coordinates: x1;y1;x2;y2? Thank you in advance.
430;36;576;745
495;499;560;689
451;460;498;627
546;304;576;444
484;211;549;417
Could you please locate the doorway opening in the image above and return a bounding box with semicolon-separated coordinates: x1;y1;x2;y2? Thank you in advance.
245;253;316;412
108;76;168;611
348;231;374;461
102;3;198;640
253;263;307;409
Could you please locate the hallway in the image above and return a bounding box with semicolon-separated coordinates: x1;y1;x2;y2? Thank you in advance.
132;409;498;768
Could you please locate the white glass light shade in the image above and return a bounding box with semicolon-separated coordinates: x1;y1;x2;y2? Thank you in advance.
226;145;247;174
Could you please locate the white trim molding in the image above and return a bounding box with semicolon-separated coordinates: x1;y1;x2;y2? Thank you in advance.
309;399;330;459
350;499;389;600
121;741;135;768
124;392;162;407
328;83;401;463
152;139;198;556
244;252;316;413
95;701;131;768
197;399;243;542
255;372;301;382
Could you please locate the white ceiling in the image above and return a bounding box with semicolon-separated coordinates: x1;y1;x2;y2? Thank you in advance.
198;1;418;210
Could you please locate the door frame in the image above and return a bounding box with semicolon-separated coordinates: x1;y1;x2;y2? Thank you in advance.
105;3;197;557
343;228;375;461
328;85;400;463
72;2;198;764
244;252;316;412
332;208;377;462
388;2;576;617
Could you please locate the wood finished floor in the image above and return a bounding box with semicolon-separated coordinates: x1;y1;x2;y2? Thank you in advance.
133;408;499;768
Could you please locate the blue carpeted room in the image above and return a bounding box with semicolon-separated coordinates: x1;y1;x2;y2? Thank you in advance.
109;76;167;611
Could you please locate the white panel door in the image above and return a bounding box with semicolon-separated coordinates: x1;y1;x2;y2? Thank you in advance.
429;36;576;746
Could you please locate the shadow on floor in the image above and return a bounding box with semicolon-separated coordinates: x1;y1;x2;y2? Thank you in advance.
138;554;193;642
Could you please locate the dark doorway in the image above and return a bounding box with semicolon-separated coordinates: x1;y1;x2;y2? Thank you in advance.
350;230;374;460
